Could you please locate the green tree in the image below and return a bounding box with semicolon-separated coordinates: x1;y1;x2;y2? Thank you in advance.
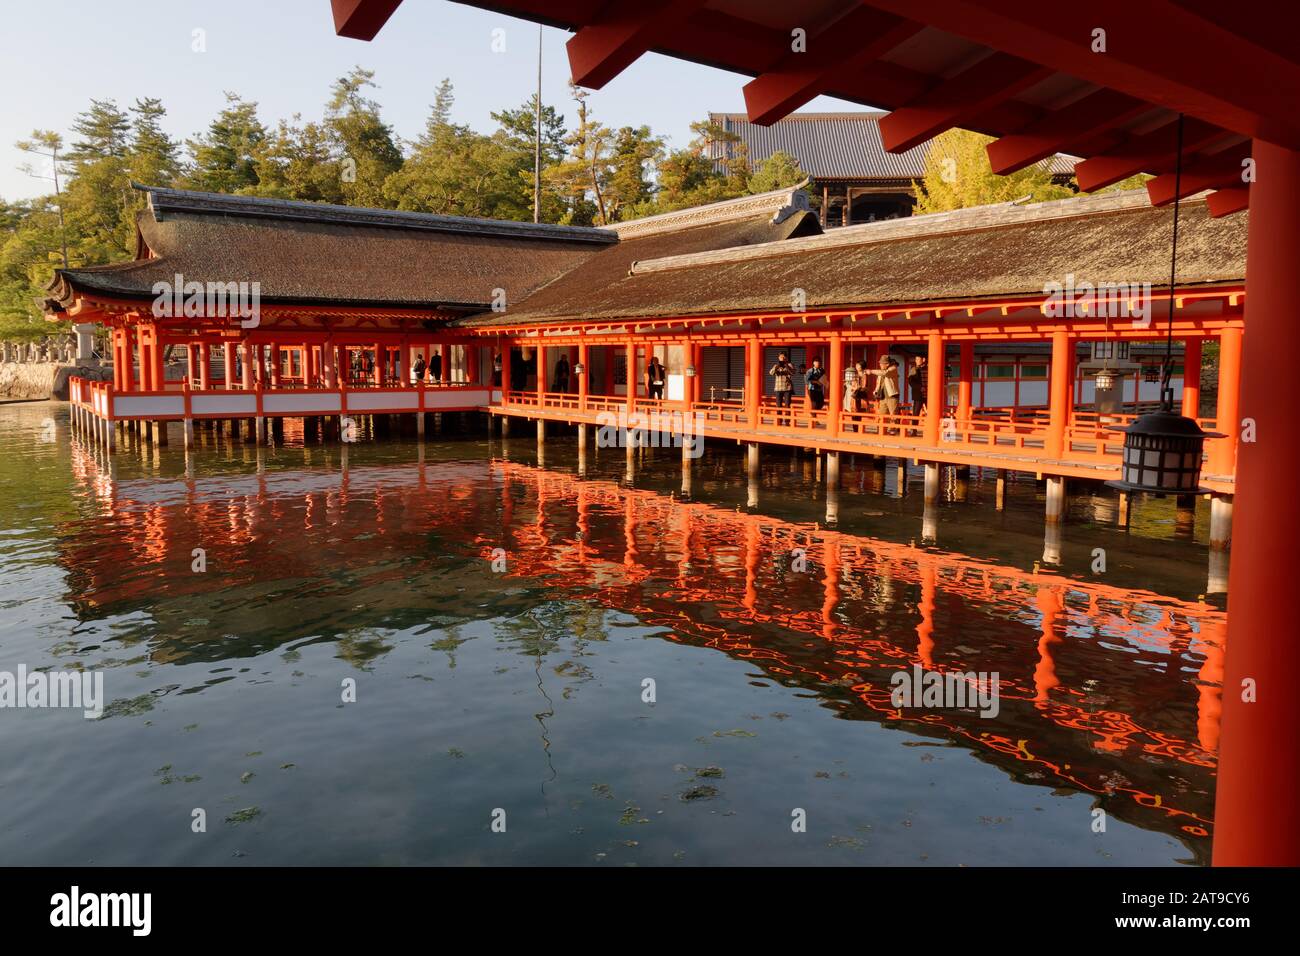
545;84;614;225
603;125;663;222
914;128;1074;213
383;80;521;218
326;67;403;208
747;150;806;194
127;98;181;188
256;116;344;203
185;93;268;194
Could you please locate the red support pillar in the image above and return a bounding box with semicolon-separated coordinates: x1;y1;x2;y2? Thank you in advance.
1046;330;1071;457
241;340;254;390
198;344;210;391
625;342;636;413
1210;328;1242;474
745;334;762;425
1182;336;1203;419
924;330;944;444
1214;139;1300;866
186;342;198;385
828;331;843;437
440;343;449;384
536;346;546;404
957;340;974;421
578;341;589;411
270;343;281;388
223;342;236;391
372;342;382;386
150;329;165;390
122;328;136;392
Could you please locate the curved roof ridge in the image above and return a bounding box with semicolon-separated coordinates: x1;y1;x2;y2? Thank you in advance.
630;188;1161;276
609;183;813;240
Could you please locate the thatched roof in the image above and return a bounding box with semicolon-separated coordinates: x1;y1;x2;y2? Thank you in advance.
46;185;616;312
474;189;1245;325
459;185;822;327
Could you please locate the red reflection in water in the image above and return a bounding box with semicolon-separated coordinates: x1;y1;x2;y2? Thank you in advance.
63;448;1223;858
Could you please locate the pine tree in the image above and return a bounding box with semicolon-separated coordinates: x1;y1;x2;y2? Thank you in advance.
326;67;403;208
184;93;268;194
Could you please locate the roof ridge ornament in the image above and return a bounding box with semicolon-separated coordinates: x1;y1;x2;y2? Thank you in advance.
610;182;813;240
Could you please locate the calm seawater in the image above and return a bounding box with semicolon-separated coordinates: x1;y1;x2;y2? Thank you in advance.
0;401;1223;865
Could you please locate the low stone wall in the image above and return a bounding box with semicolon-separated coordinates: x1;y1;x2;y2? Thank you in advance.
0;362;113;401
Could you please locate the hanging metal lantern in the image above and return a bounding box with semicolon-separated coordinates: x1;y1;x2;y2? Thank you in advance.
1105;114;1226;497
1107;408;1223;495
1093;367;1117;391
573;362;585;375
685;365;696;378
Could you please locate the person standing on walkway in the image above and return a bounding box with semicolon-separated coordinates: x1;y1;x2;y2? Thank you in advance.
770;352;796;420
863;355;900;434
646;355;666;400
805;358;826;411
412;353;427;384
906;353;928;436
553;353;571;392
429;350;442;385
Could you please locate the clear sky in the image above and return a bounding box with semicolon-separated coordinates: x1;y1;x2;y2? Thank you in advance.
2;0;863;201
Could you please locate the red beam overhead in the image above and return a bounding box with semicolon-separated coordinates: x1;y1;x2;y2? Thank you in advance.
859;0;1300;151
1074;117;1228;192
332;0;403;39
567;0;708;90
1206;187;1250;218
742;7;924;127
879;53;1051;153
986;89;1147;175
1145;143;1253;206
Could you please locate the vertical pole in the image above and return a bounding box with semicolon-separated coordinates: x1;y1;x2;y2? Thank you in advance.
746;333;761;426
995;468;1007;511
1210;327;1242;474
1214;140;1300;866
957;340;974;421
828;331;843;437
924;330;943;444
1046;329;1071;458
1045;475;1066;525
536;346;546;407
198;343;210;391
625;342;636;414
186;343;198;385
440;343;449;384
223;343;236;391
578;341;589;412
270;343;281;388
825;450;840;525
150;329;164;391
923;462;940;505
122;327;136;392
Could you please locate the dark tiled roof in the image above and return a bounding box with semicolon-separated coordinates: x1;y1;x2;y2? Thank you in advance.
478;190;1244;324
708;112;1075;181
48;185;616;311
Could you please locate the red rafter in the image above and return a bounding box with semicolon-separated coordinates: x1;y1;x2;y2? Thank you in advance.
742;7;923;127
567;0;708;90
879;53;1051;154
1075;118;1228;192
